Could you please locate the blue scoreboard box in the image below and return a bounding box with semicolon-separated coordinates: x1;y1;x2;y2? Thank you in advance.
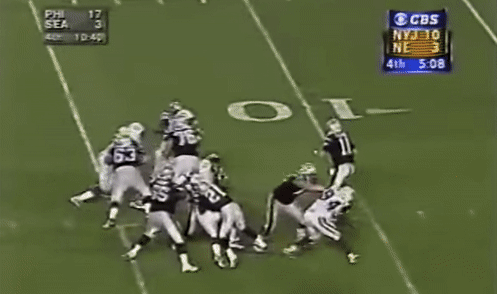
383;10;452;74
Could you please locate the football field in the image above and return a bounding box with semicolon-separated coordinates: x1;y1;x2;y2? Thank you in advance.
1;0;496;293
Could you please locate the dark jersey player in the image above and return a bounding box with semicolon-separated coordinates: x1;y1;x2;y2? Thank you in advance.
185;174;267;269
122;166;199;273
322;118;356;190
153;101;202;184
259;163;325;244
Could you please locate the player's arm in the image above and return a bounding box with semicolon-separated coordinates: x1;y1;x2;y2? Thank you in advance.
292;179;325;193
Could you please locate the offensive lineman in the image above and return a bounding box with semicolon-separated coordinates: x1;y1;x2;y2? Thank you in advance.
102;123;152;229
70;123;145;207
320;118;356;190
122;166;199;273
258;163;325;244
153;101;202;181
282;186;359;264
187;174;267;269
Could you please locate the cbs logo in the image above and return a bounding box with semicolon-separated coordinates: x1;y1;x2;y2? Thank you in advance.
394;12;439;26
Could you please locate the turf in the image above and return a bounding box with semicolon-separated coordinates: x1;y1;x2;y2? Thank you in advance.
1;0;495;293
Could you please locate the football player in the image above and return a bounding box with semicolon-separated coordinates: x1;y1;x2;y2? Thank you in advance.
282;186;359;264
258;163;325;244
122;166;199;273
185;174;267;269
69;123;145;207
321;118;356;190
153;101;202;182
102;123;152;229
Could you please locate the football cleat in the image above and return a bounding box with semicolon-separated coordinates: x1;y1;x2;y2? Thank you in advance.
252;235;268;252
213;254;229;269
347;253;360;264
122;250;138;261
69;197;82;208
182;264;200;273
229;241;245;250
282;244;302;258
102;219;116;230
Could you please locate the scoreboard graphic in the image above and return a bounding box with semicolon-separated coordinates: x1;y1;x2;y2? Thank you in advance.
383;10;451;73
43;8;108;45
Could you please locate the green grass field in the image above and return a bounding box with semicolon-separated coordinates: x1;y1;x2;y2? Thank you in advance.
1;0;496;293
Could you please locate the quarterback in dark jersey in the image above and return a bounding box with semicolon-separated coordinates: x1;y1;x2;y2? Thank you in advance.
259;163;325;244
122;166;199;273
322;118;356;190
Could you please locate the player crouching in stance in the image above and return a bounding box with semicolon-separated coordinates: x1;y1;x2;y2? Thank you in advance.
258;163;325;246
70;123;144;208
187;174;267;269
102;123;153;229
122;166;199;273
282;186;359;264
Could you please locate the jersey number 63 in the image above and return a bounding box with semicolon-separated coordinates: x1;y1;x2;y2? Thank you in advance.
113;147;136;163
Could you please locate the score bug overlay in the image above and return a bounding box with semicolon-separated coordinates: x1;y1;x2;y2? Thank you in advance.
382;10;451;73
43;8;108;45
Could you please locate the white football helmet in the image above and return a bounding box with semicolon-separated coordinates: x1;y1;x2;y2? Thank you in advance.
326;118;342;134
128;122;145;142
169;101;182;114
114;126;130;140
298;162;317;175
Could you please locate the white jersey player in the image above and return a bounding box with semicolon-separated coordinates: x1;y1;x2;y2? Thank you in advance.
69;123;145;208
283;186;359;264
101;123;152;229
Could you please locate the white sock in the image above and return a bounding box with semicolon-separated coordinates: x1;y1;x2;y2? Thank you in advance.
75;190;95;201
179;253;189;266
212;243;222;256
226;248;237;261
131;244;142;254
109;207;119;220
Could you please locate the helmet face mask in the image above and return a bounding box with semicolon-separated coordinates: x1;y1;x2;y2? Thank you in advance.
169;101;182;114
128;122;145;141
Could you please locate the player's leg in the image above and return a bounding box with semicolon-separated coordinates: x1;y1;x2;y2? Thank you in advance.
331;163;355;190
70;185;107;207
103;168;129;229
128;168;152;211
228;227;244;250
260;193;278;238
122;212;161;260
160;211;199;273
231;203;267;252
280;202;307;241
197;209;228;268
184;204;199;237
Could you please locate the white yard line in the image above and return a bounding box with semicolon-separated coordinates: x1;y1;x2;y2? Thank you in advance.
241;1;419;293
28;2;148;294
114;0;122;6
118;226;149;294
71;0;78;5
157;0;164;5
460;0;497;45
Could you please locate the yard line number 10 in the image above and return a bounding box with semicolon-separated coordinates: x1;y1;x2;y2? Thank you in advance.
88;10;103;29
